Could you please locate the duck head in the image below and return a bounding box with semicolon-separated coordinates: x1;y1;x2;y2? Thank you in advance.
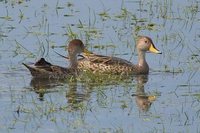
68;39;85;56
137;36;162;54
67;39;85;68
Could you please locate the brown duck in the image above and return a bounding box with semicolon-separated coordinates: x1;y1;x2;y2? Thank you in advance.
23;39;85;78
76;36;162;75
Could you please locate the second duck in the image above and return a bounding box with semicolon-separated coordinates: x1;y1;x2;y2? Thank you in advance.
77;36;162;75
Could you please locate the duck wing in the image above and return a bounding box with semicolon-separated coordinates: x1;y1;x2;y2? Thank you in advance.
81;54;133;67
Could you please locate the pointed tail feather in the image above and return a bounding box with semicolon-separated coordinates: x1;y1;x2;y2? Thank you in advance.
22;63;34;71
22;63;48;77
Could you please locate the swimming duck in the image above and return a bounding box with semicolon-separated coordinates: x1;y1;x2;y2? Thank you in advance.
23;39;85;78
77;36;162;75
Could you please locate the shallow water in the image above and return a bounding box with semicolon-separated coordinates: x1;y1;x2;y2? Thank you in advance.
0;0;200;133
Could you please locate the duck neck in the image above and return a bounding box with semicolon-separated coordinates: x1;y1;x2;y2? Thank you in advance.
137;50;149;73
69;54;78;69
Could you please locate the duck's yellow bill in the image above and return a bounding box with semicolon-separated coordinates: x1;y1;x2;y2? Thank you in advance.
149;44;162;54
148;95;156;102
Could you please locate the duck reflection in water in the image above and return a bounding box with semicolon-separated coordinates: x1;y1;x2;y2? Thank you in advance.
30;78;65;101
30;73;156;111
30;77;91;111
132;75;156;112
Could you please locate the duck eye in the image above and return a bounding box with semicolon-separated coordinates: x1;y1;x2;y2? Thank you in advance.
145;40;148;43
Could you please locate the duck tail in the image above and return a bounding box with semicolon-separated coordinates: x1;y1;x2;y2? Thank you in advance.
22;63;33;71
22;63;44;77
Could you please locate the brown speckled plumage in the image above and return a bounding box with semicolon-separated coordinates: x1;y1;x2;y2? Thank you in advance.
77;36;161;75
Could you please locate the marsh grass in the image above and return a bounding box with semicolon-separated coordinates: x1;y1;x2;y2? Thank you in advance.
77;70;136;87
0;8;12;21
13;40;35;58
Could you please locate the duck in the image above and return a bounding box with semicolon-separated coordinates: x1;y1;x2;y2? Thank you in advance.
23;39;85;78
77;36;162;75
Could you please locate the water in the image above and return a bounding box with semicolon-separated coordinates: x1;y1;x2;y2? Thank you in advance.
0;0;200;132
